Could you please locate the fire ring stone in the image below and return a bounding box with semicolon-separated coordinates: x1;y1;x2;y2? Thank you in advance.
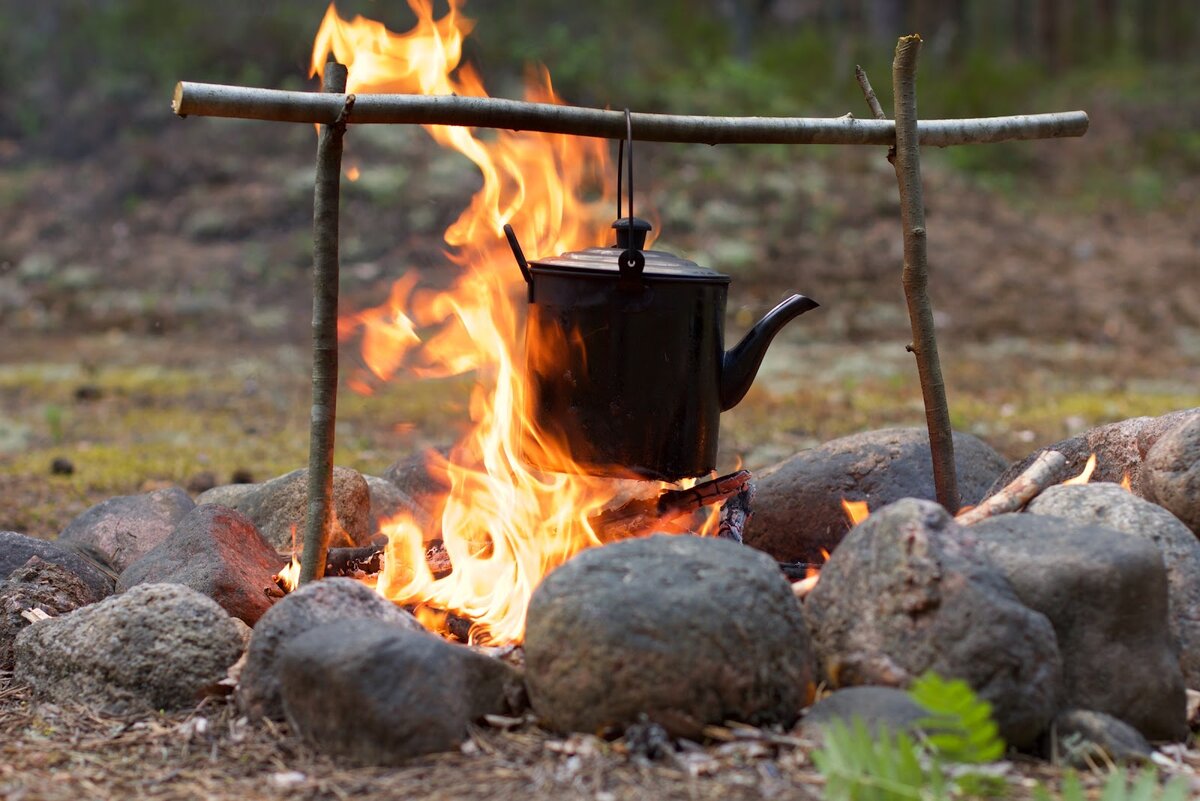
523;533;816;738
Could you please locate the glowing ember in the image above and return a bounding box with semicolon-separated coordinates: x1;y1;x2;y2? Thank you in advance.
1062;453;1097;485
1120;472;1132;492
841;498;870;526
313;2;687;644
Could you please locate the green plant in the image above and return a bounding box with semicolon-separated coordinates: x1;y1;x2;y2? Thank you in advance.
813;717;949;801
1033;770;1190;801
814;673;1191;801
909;672;1004;764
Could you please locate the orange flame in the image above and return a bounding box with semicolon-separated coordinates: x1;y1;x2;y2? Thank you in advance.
276;555;301;593
1120;472;1132;492
842;499;870;526
314;3;683;644
1062;453;1097;485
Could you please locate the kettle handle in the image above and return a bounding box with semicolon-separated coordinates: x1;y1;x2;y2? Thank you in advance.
502;224;532;285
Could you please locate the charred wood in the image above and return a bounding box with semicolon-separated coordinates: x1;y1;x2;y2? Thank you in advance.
590;470;753;541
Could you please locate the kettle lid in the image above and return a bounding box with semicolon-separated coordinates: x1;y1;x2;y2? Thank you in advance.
529;218;731;284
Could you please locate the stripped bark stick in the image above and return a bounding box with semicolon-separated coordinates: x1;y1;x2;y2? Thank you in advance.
172;82;1089;147
955;450;1069;525
891;35;960;513
299;62;352;585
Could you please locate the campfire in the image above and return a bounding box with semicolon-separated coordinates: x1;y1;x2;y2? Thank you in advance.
309;2;757;644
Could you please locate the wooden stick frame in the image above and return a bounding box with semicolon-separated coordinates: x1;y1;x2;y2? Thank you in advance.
170;50;1088;583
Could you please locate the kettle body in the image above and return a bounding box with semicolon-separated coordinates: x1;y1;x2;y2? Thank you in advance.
507;220;817;482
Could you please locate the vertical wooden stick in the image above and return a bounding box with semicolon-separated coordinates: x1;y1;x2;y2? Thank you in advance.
300;62;353;585
891;35;960;513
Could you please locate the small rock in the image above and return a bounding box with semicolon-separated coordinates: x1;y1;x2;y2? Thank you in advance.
1048;709;1153;767
0;531;114;603
59;486;195;572
382;448;451;517
1027;483;1200;689
1143;413;1200;536
186;471;218;494
279;620;525;764
237;577;424;721
0;557;95;670
231;469;255;484
73;384;103;402
50;457;74;476
986;409;1197;500
801;686;931;740
803;499;1061;749
973;513;1187;742
196;467;373;553
14;583;243;713
118;505;285;625
524;534;817;739
745;428;1008;563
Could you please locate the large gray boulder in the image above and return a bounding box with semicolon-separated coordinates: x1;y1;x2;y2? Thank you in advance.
973;513;1186;742
118;505;286;625
0;531;114;603
196;466;374;553
0;557;95;670
279;620;525;764
803;499;1061;749
745;428;1008;563
58;486;195;572
1143;414;1200;537
1027;483;1200;689
14;583;243;713
986;409;1198;501
524;534;817;739
237;577;424;721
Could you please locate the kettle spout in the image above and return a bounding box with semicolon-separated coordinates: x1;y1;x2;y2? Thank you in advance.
720;294;819;412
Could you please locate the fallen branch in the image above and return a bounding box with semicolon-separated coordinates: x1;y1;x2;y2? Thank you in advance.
172;82;1088;147
891;35;960;513
299;62;352;585
955;450;1069;525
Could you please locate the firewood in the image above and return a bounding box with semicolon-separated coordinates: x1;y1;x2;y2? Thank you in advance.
589;470;752;541
955;450;1069;525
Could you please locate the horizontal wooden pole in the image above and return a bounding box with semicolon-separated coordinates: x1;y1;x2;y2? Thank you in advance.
173;81;1088;147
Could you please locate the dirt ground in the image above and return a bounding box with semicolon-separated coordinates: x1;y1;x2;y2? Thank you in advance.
6;670;1198;801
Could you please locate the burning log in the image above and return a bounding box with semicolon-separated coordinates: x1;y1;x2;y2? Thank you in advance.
324;542;385;577
172;82;1088;148
589;470;753;541
955;450;1069;525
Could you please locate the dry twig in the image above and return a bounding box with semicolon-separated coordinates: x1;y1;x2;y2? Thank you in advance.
955;450;1069;525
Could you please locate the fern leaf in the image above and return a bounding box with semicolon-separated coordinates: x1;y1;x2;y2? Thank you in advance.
812;717;946;801
908;671;1005;764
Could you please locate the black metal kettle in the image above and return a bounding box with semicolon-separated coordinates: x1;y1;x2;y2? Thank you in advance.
505;216;817;481
503;112;817;481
